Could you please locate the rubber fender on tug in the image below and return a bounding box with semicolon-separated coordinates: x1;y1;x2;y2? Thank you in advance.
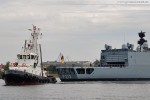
37;77;41;83
44;78;47;83
42;79;45;83
24;74;29;79
48;79;51;83
46;79;48;83
52;77;56;82
32;76;36;80
28;76;32;80
35;77;39;81
43;78;46;83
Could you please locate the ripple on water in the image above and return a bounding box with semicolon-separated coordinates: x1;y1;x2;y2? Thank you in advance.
0;79;150;100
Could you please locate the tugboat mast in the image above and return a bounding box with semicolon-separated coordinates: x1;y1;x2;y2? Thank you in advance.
28;25;42;54
39;44;44;76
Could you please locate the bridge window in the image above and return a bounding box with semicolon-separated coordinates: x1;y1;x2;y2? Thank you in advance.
86;68;94;74
76;68;85;74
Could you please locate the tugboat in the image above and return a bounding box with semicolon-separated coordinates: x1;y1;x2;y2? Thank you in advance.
2;25;57;85
57;31;150;81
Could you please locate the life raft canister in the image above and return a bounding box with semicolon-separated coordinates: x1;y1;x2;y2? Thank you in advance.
11;63;16;67
22;63;27;67
13;63;16;67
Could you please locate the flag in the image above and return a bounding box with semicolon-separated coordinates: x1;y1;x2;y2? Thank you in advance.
61;55;64;63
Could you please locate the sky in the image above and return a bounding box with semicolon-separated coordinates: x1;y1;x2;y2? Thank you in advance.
0;0;150;63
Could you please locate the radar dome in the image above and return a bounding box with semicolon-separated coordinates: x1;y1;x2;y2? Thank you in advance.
122;44;128;49
143;42;148;50
105;44;112;50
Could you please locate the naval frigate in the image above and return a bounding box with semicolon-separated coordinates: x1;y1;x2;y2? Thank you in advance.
57;31;150;81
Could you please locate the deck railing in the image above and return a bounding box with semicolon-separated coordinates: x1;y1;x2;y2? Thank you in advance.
99;64;128;67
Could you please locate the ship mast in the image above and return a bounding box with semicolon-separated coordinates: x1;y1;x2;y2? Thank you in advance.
28;25;42;54
39;44;44;76
28;25;43;71
138;31;147;52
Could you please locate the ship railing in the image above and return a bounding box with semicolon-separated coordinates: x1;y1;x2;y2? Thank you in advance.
99;64;127;68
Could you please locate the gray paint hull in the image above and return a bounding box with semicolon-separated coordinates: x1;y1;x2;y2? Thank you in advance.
58;66;150;81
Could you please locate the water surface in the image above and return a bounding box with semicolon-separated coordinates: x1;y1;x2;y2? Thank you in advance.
0;78;150;100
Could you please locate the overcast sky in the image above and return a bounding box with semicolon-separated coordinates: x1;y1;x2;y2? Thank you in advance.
0;0;150;63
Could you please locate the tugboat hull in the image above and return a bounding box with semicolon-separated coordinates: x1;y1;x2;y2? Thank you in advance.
3;70;57;85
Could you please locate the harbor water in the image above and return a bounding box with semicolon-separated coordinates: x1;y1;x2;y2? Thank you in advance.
0;78;150;100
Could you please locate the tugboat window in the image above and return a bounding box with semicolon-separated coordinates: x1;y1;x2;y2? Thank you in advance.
17;55;22;59
23;55;26;59
31;55;34;59
34;56;37;59
17;54;20;59
86;68;94;74
76;68;85;74
20;55;22;59
27;55;30;59
34;63;37;68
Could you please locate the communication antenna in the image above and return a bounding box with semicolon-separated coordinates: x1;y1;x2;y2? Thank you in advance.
138;30;147;52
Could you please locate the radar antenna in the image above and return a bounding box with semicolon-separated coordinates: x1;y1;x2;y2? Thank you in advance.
137;30;147;51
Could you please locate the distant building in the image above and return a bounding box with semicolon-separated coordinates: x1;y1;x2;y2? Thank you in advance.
0;64;4;71
43;61;92;68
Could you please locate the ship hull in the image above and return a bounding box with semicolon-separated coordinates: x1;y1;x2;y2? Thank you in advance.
3;70;57;85
57;66;150;82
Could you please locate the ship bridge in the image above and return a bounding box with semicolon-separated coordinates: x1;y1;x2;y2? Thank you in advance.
100;49;132;67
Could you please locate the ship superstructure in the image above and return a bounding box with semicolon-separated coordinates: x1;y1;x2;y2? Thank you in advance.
10;25;42;75
57;31;150;81
2;25;57;85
